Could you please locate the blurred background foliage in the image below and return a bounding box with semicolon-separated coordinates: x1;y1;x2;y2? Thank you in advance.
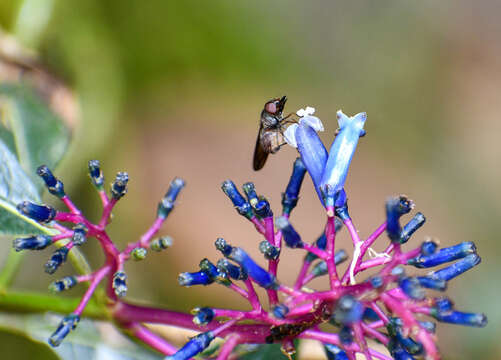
0;0;500;359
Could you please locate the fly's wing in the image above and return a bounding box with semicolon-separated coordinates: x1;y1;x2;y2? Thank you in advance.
253;123;269;171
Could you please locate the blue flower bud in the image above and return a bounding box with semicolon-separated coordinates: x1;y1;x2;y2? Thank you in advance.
295;122;328;204
113;271;128;297
259;241;280;260
362;307;380;322
276;216;303;248
165;332;215;360
369;275;384;289
388;319;423;355
333;295;364;325
17;201;56;223
399;212;425;244
339;325;353;344
399;277;425;300
221;180;253;219
419;321;436;334
72;223;88;246
131;247;147;261
88;160;104;189
324;344;349;360
150;236;173;252
416;276;447;291
178;271;213;287
334;192;350;221
428;254;481;281
48;314;80;347
253;198;273;219
217;259;247;280
49;276;78;292
199;258;230;286
111;172;129;200
420;239;438;256
158;178;185;219
320;111;366;207
214;238;233;257
45;247;69;274
409;242;476;268
13;235;52;251
272;304;289;319
388;340;416;360
227;247;277;289
434;297;453;313
311;250;348;277
242;182;259;207
431;310;487;327
385;196;413;242
191;307;215;326
282;158;307;214
37;165;65;198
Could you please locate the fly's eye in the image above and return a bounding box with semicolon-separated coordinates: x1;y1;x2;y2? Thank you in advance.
265;102;277;114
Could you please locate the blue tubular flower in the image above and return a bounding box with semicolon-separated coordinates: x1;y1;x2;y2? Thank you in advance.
362;308;380;322
17;201;56;223
253;198;273;219
88;160;104;189
324;344;349;360
48;314;80;347
178;271;213;287
242;182;259;207
158;178;186;219
388;340;416;360
295;122;328;204
111;172;129;200
434;297;453;313
420;239;438;256
334;189;350;220
399;212;426;244
150;236;173;252
272;304;289;319
191;307;215;326
13;235;52;251
430;309;487;327
259;241;280;260
199;258;231;286
227;247;277;289
221;180;253;219
311;250;348;277
165;331;215;360
217;259;247;280
333;295;364;325
214;238;233;257
72;223;88;246
282;158;307;214
416;276;447;291
112;271;128;297
409;242;476;268
45;247;69;274
49;276;78;292
339;325;353;344
430;254;481;281
320;111;366;208
399;277;426;300
37;165;65;198
275;216;303;248
385;195;413;242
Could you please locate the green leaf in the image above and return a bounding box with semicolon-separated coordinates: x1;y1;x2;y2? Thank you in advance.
0;312;163;360
0;328;60;360
0;83;70;185
238;341;299;360
0;139;56;235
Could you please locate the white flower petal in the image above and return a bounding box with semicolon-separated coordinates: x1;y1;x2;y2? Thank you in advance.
296;106;315;117
299;115;324;132
283;124;298;148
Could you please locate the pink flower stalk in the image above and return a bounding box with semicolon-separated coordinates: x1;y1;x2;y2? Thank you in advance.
13;108;487;360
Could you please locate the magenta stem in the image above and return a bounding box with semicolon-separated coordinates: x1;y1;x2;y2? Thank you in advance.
325;216;340;288
128;322;177;355
98;190;109;207
99;198;117;228
74;265;110;315
293;260;311;290
216;334;241;360
61;196;81;215
250;216;266;234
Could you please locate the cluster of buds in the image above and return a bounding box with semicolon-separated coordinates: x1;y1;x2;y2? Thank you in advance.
13;106;486;360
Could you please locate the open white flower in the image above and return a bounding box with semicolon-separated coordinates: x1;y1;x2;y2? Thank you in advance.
284;106;325;148
296;106;316;117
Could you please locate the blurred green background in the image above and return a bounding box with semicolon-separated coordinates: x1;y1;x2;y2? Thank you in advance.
1;0;500;359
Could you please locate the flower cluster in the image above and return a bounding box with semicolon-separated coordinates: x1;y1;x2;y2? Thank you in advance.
13;107;486;360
